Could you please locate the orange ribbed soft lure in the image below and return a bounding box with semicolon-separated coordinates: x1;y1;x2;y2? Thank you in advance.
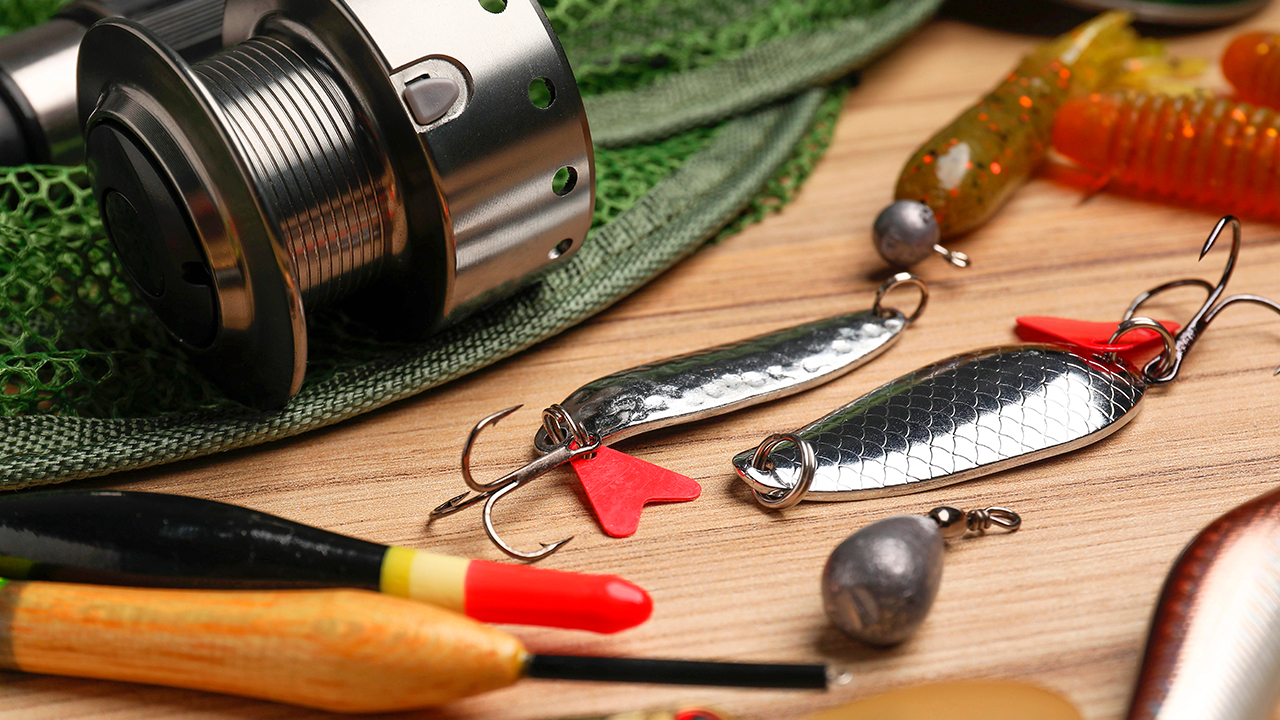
1052;91;1280;219
1223;31;1280;108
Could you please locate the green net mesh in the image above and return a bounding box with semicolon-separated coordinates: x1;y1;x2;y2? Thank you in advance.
547;0;891;96
0;0;61;34
0;0;939;485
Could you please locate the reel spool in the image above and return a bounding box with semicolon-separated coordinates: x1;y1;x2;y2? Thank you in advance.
77;0;594;409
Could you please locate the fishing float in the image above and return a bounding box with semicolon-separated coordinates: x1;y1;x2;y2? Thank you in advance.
0;579;838;713
0;490;650;633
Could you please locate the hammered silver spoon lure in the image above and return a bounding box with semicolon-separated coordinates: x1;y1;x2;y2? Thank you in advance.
433;273;928;560
734;216;1280;508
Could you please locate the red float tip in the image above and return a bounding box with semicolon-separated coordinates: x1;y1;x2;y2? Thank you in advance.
464;560;652;634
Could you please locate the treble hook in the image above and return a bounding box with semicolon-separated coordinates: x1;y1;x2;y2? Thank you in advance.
431;405;600;561
481;476;575;561
1121;216;1280;383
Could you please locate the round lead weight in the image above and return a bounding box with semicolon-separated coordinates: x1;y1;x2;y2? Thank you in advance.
872;200;940;268
821;515;944;646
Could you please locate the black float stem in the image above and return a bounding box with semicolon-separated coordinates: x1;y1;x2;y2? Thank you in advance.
525;655;830;689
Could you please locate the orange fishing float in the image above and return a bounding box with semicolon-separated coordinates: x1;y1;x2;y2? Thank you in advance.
0;580;833;713
1051;91;1280;219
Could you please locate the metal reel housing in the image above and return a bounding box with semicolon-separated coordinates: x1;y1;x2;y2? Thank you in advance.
77;0;594;408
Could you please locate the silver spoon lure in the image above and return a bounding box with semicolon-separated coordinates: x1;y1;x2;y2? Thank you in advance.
734;217;1280;508
433;274;929;560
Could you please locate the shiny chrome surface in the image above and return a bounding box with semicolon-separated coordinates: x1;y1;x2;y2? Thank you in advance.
0;19;86;164
436;276;926;560
80;23;308;404
733;345;1146;500
131;0;226;51
533;309;909;453
1127;486;1280;720
192;35;392;309
225;0;594;320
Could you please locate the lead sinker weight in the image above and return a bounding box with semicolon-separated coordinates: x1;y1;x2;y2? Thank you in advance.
77;0;594;408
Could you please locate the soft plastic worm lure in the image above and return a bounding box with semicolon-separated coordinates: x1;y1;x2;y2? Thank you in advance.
434;275;927;559
873;11;1146;268
1222;31;1280;109
1052;90;1280;219
735;218;1279;507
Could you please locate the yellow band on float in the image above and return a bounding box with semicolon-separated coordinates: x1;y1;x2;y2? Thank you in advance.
379;546;468;613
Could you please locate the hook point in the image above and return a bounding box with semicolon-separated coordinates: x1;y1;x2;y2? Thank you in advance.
492;404;524;423
1199;216;1238;261
500;533;573;562
543;536;574;551
429;490;474;518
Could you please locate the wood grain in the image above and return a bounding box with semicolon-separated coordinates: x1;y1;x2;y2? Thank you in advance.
6;7;1280;719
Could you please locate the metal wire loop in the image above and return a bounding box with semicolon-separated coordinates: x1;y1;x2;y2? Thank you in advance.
1121;278;1215;323
933;244;970;268
873;272;929;325
968;506;1021;533
748;433;817;510
1107;317;1177;382
541;403;592;449
482;478;575;562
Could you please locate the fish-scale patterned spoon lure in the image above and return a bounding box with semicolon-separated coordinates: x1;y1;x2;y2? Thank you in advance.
734;217;1280;508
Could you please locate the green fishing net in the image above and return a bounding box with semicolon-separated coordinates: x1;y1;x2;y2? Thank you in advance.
0;0;942;487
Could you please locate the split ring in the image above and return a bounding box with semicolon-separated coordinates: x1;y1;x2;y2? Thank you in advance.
542;404;594;451
1108;317;1178;383
873;272;929;325
749;432;817;510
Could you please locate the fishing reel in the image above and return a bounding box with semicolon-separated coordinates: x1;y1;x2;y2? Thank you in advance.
78;0;594;408
0;0;226;165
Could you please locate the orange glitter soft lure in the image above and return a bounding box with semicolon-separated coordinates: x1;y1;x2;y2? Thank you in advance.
874;12;1151;269
1052;91;1280;220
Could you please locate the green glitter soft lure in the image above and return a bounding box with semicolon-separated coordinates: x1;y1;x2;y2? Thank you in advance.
872;11;1147;269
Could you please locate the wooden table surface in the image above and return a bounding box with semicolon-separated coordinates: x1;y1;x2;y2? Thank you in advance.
8;5;1280;719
